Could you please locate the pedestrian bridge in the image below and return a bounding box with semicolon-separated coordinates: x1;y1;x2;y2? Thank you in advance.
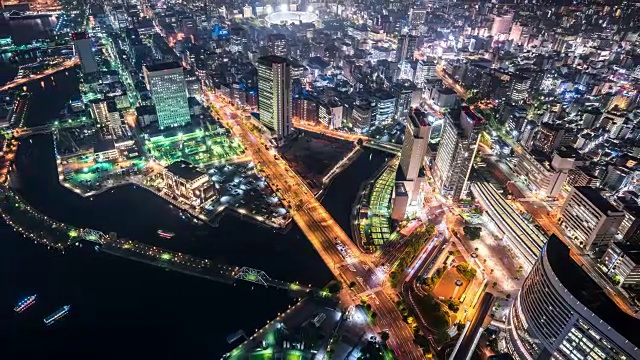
12;118;94;138
81;230;321;295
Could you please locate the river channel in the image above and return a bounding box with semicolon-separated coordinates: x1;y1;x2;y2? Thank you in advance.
3;70;390;357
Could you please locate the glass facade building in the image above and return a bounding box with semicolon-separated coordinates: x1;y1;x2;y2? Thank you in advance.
257;55;292;139
144;62;191;129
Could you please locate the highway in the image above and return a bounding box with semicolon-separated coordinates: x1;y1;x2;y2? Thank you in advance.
0;58;79;92
450;292;495;360
293;120;402;154
435;66;468;100
210;98;423;359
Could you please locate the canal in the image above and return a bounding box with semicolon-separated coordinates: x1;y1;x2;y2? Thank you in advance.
4;70;390;357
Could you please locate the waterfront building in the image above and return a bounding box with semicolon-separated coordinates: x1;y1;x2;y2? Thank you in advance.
507;235;640;360
432;106;484;201
162;160;218;207
257;55;292;139
144;62;191;129
72;32;98;75
559;186;625;250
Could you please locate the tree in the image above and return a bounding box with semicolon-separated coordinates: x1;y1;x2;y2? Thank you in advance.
456;263;477;281
463;226;482;240
325;280;342;294
379;331;390;343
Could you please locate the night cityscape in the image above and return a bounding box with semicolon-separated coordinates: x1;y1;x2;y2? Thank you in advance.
2;0;640;359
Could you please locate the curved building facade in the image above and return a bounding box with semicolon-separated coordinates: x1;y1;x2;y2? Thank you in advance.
507;235;640;360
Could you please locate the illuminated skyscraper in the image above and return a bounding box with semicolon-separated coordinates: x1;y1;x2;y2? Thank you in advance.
72;32;98;74
395;35;417;63
257;55;292;139
392;108;430;219
432;106;484;201
144;62;191;129
266;34;288;57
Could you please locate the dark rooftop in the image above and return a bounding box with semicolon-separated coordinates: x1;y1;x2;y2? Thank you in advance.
144;62;182;73
461;105;486;125
165;160;205;181
616;243;640;264
94;139;116;153
437;87;457;95
257;55;290;67
573;186;622;215
546;235;640;347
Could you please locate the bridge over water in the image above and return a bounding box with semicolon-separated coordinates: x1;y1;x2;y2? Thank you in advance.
79;229;321;295
12;118;95;138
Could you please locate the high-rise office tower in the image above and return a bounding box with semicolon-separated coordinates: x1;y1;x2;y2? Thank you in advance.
559;186;624;250
257;55;292;139
392;108;430;220
490;12;514;38
408;8;427;27
395;35;417;63
266;34;288;57
432;106;484;201
72;32;98;74
144;62;191;129
507;235;640;360
89;99;122;139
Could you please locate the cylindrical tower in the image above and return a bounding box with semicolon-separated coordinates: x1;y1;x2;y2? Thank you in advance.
507;235;640;360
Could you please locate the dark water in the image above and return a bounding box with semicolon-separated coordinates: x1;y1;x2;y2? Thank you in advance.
0;17;58;45
2;71;388;356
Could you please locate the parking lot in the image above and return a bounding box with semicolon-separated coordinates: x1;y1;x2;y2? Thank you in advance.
204;162;288;223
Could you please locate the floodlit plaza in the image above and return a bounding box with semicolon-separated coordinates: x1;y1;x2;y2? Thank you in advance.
59;155;148;194
145;128;245;167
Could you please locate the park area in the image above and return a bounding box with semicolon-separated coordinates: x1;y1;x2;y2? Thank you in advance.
432;265;470;301
279;131;355;190
60;155;148;195
0;190;79;248
145;128;245;167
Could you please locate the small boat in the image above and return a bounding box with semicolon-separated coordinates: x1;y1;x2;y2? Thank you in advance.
157;230;175;239
14;295;37;313
44;305;71;325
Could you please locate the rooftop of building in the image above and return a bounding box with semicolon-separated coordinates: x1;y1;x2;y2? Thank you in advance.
409;108;430;127
145;61;182;73
72;31;89;40
573;186;623;215
94;139;116;153
164;160;205;181
461;105;486;125
394;181;408;196
615;242;640;264
546;235;640;347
